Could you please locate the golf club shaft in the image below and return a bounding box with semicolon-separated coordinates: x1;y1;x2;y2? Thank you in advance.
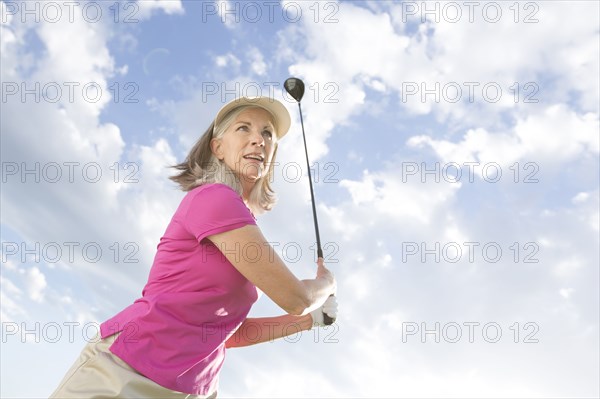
297;102;323;259
297;102;335;326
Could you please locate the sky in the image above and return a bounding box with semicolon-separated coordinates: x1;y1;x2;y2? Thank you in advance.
0;0;599;397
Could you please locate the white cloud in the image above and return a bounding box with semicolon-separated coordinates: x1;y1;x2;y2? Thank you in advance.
0;275;26;321
248;47;267;76
379;253;392;268
340;168;460;224
554;257;584;278
0;2;186;315
35;12;116;117
126;139;182;249
347;150;364;163
559;288;575;299
239;366;340;397
215;0;235;29
25;267;47;302
569;190;600;232
215;52;241;69
342;264;371;302
278;1;599;131
137;0;184;19
572;192;590;204
319;203;360;241
0;1;17;52
2;259;18;271
407;104;599;174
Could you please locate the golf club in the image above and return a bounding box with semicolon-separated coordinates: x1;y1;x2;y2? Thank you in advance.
284;77;336;326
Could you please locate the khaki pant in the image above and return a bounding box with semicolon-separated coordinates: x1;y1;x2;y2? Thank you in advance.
50;334;217;399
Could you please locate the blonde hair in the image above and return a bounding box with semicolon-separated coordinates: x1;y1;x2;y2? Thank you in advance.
170;106;279;214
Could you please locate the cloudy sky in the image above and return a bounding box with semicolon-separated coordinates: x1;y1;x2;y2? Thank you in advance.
1;0;598;397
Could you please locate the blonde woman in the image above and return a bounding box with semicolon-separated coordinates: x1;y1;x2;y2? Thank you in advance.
50;96;338;398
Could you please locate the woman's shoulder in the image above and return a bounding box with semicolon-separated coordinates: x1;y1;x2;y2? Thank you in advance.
187;183;239;197
178;183;254;222
183;183;244;208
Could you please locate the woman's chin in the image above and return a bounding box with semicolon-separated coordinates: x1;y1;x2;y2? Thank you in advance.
242;167;263;182
240;172;262;185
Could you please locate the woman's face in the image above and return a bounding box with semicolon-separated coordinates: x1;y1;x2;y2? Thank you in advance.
211;107;277;194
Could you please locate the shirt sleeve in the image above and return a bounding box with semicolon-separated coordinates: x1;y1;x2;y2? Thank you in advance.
182;184;257;243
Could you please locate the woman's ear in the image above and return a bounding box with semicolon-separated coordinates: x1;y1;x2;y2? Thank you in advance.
210;138;223;160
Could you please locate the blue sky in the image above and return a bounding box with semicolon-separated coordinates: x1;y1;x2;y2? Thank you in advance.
1;1;599;397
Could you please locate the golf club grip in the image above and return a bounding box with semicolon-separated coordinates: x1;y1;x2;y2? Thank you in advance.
317;249;335;325
323;294;336;325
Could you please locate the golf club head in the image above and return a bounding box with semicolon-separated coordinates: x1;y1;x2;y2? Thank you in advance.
284;77;305;103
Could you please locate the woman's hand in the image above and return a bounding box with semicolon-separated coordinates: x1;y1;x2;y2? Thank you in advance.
311;257;337;326
309;295;338;327
316;257;336;292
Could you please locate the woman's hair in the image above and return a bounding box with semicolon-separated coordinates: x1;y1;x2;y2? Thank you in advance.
169;105;279;215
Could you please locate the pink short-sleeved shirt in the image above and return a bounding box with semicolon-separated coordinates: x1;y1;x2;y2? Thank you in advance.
100;183;259;395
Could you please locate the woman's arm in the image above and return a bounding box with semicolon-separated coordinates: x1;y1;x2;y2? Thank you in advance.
207;225;336;315
225;314;313;348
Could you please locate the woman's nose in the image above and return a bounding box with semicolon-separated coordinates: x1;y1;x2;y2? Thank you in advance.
250;129;265;146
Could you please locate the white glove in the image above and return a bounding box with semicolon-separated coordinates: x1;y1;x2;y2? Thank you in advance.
310;295;338;327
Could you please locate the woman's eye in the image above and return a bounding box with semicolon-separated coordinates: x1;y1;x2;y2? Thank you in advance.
237;125;249;131
262;131;273;139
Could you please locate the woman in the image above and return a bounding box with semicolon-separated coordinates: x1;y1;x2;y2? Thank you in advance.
50;96;338;398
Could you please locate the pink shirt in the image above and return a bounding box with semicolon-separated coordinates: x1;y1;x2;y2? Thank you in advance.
100;183;259;395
